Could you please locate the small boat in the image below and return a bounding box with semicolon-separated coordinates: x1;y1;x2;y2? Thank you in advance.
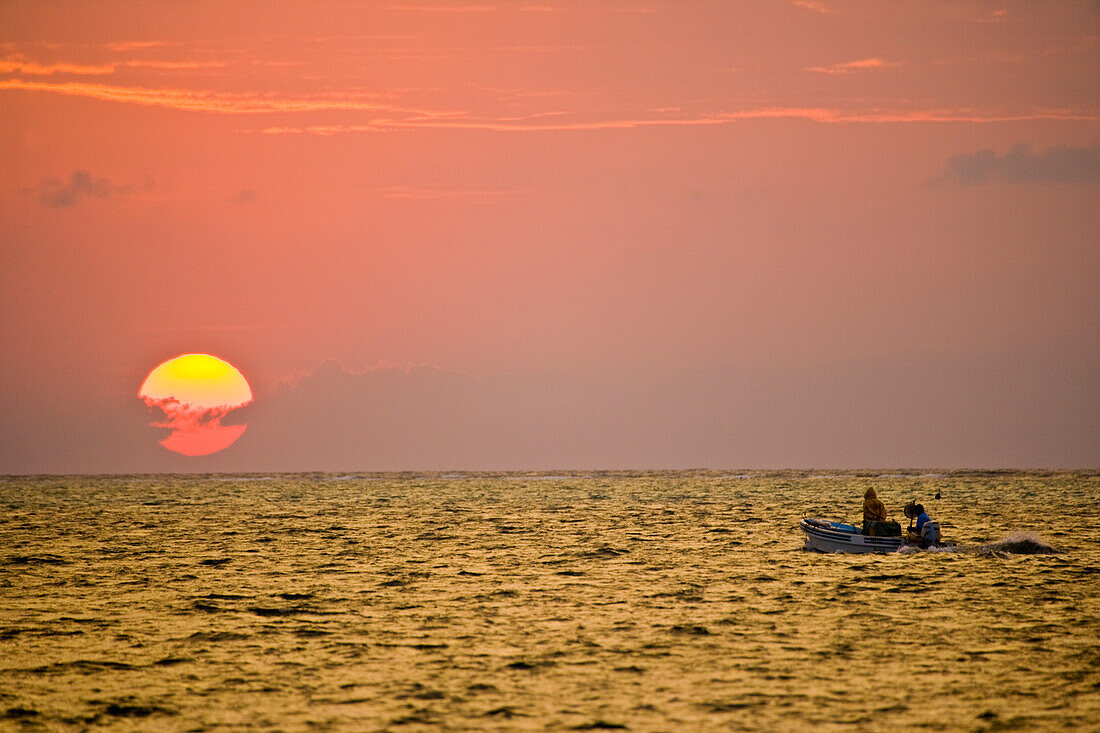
800;518;905;554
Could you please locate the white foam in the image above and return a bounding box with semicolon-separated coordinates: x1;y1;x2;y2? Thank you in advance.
984;531;1056;554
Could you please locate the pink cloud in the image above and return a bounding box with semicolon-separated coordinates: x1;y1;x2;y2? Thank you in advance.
792;0;832;13
807;57;901;74
107;41;170;52
0;79;426;114
374;184;532;201
4;69;1097;134
255;106;1100;135
0;54;115;75
0;53;226;76
387;4;497;11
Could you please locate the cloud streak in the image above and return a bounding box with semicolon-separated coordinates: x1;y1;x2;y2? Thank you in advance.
256;107;1100;135
375;184;531;201
3;79;1097;133
0;53;226;76
387;4;498;11
807;57;900;74
0;79;437;115
0;57;115;75
938;144;1100;185
792;0;832;13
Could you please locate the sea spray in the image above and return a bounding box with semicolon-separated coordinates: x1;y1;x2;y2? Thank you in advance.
978;531;1057;556
894;532;1057;556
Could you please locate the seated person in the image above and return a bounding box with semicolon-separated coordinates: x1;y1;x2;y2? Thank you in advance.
862;488;887;534
904;502;939;547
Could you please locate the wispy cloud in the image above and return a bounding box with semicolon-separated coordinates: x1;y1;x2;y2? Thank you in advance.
807;57;900;74
0;79;431;114
387;4;497;11
0;55;115;76
128;60;227;71
792;0;832;13
0;53;225;76
937;143;1100;185
107;41;170;52
256;107;1100;135
275;357;444;390
25;170;153;207
4;78;1097;133
976;9;1009;24
379;3;652;16
28;170;112;207
467;84;587;101
374;184;531;202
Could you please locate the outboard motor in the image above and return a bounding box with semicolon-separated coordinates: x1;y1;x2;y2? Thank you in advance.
921;521;941;546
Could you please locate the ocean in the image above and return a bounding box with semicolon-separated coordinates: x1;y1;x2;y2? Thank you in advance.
1;471;1097;731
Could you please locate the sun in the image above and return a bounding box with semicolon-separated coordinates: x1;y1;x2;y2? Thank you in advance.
139;353;253;456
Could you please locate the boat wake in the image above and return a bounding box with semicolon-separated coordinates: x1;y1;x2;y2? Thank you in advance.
975;532;1057;557
894;532;1056;556
896;543;957;554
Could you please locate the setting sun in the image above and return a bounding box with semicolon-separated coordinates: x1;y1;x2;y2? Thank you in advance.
139;354;253;456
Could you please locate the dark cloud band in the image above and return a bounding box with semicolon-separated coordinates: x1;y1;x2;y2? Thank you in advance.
940;144;1100;186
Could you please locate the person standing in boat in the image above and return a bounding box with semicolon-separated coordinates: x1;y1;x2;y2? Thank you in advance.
862;488;887;534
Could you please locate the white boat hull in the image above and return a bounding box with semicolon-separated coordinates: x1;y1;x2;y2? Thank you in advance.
800;518;904;554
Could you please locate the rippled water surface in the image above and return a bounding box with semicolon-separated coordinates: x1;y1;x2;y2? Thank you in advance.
1;471;1098;731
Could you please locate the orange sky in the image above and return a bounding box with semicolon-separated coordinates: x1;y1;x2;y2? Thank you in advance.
1;1;1097;472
